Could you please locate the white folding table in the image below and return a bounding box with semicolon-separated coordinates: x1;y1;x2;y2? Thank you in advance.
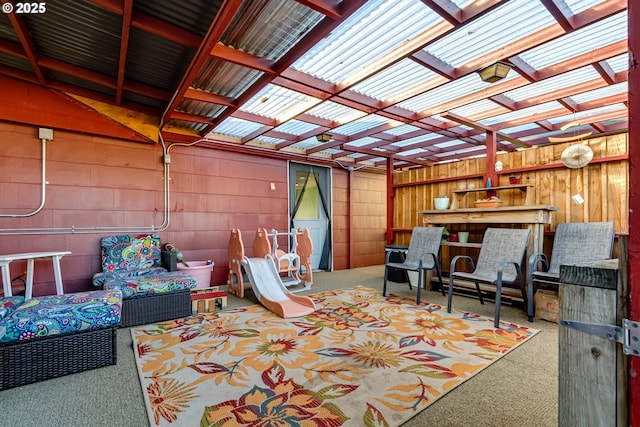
0;251;71;299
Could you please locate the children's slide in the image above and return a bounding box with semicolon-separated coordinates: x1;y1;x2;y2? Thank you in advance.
242;254;316;318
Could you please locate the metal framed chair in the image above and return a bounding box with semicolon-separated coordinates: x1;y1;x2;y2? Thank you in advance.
383;226;444;304
527;221;615;321
447;228;530;328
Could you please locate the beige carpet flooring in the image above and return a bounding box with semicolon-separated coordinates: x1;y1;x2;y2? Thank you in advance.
0;265;558;426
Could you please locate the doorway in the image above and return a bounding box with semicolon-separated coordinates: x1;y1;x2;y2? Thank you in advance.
289;162;331;271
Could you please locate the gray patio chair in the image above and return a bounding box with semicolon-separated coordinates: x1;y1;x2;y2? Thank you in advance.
447;228;530;328
383;226;444;304
527;221;615;322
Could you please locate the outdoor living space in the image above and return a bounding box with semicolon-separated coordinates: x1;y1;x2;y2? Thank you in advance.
0;265;559;427
0;1;637;426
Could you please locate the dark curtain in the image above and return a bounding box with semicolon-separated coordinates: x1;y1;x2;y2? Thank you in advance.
290;167;331;270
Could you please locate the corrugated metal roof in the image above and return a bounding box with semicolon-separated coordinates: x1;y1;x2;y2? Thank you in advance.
126;28;195;91
27;1;121;76
0;0;628;168
136;0;221;37
193;59;264;98
221;0;324;61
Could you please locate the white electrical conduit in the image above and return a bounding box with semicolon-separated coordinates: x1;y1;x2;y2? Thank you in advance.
0;134;350;236
0;138;48;218
0;133;200;235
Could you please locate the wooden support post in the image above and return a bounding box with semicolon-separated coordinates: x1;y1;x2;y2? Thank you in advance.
386;156;395;245
558;254;627;427
485;130;498;190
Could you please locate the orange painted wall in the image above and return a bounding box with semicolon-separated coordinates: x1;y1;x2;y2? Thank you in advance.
0;120;386;295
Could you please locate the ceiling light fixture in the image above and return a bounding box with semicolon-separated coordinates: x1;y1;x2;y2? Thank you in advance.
477;61;512;83
316;133;332;143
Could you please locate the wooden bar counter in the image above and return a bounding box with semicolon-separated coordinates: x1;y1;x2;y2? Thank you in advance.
418;205;559;257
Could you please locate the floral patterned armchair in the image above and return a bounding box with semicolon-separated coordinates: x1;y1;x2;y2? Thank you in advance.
92;234;196;327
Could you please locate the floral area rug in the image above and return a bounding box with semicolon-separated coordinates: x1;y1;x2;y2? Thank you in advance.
131;286;539;427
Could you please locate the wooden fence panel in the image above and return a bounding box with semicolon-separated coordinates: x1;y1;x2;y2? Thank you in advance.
392;134;628;265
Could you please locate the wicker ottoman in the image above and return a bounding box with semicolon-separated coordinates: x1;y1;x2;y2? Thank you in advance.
0;290;122;390
119;290;192;327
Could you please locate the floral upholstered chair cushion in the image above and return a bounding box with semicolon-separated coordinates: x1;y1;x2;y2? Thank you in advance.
100;234;163;272
0;290;122;343
103;272;196;298
92;233;169;287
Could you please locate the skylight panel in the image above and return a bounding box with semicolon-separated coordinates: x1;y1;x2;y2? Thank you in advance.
434;139;466;149
255;135;286;144
433;145;483;157
607;54;628;73
343;153;367;159
399;148;429;157
448;99;510;119
571;82;627;104
291;0;441;84
398;72;513;113
306;101;367;124
350;58;438;101
344;137;381;148
331;114;399;136
518;12;627;70
322;148;343;155
547;103;627;124
288;137;324;150
272;119;318;135
564;0;610;15
480;101;564;126
391;133;441;147
426;0;554;67
499;123;542;134
240;84;321;121
384;123;421;136
212;117;264;137
450;0;476;8
504;67;600;102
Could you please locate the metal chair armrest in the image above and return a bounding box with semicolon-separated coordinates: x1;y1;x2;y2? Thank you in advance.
450;255;475;275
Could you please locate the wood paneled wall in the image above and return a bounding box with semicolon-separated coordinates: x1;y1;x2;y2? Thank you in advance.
392;134;628;252
332;169;387;269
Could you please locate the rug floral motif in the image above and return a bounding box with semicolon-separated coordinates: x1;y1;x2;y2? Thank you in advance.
131;286;539;427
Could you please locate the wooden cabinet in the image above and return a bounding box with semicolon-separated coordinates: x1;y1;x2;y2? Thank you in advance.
450;184;533;210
